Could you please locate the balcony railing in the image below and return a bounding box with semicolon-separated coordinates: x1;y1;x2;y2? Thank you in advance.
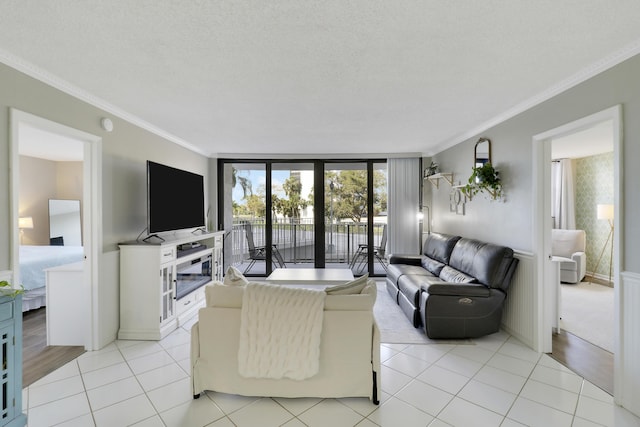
229;218;387;274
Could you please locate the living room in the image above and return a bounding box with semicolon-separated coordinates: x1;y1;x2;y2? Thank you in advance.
2;3;640;426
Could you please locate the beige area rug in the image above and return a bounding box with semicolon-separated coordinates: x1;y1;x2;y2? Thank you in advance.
560;281;614;353
374;282;473;345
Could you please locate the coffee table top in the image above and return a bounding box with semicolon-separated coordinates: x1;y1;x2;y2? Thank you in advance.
265;268;354;285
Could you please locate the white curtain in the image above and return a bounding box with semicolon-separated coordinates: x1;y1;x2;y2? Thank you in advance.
387;158;420;254
551;159;576;229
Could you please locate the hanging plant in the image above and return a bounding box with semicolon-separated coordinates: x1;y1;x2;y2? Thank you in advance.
462;162;503;200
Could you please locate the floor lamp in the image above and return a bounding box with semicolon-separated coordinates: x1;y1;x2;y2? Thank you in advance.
590;204;614;284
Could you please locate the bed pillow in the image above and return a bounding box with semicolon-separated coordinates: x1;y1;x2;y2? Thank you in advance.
223;266;249;286
325;274;369;295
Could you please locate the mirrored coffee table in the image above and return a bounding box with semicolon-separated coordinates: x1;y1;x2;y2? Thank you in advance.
265;268;354;285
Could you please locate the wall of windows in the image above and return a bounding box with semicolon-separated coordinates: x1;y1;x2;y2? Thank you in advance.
218;159;387;277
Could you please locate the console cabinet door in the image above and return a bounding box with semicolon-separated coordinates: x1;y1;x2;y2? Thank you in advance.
159;263;176;326
0;323;15;423
0;296;26;426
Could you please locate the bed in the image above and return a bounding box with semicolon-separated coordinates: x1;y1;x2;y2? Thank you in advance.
19;245;85;311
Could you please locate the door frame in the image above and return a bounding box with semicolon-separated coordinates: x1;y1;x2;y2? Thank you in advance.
532;104;622;399
10;109;102;351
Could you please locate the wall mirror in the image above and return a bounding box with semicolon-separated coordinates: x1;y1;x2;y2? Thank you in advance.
49;199;82;246
474;137;491;168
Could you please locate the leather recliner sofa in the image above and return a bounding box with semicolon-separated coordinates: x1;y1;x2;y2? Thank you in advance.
385;232;519;339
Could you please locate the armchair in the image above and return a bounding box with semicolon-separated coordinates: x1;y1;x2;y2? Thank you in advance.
551;229;586;283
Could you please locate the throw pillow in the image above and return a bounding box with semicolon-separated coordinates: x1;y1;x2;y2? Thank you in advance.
223;266;249;286
325;274;369;295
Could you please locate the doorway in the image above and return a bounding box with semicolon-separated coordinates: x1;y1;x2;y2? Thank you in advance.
532;105;622;397
547;120;616;394
10;109;102;354
550;121;614;352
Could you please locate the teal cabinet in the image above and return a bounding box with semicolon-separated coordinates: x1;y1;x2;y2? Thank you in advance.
0;295;26;427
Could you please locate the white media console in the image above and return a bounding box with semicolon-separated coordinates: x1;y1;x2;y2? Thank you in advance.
118;231;224;340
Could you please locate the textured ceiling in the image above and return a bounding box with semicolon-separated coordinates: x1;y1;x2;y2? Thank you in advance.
1;1;640;157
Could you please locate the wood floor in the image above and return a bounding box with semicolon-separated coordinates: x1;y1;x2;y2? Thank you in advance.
21;307;613;396
551;329;613;395
22;307;85;388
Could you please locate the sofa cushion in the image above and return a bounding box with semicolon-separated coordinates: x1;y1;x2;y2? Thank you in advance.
223;266;249;286
421;257;446;276
438;266;476;284
398;291;421;327
397;275;422;305
387;264;433;284
448;238;516;289
422;233;461;264
325;280;377;310
325;274;369;295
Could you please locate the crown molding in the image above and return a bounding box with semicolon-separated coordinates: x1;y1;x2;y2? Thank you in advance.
214;152;423;159
425;39;640;157
0;48;208;157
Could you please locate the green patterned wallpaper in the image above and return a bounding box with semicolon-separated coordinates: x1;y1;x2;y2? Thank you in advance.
574;152;614;280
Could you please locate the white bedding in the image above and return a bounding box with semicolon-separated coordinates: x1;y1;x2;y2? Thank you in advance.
19;245;84;311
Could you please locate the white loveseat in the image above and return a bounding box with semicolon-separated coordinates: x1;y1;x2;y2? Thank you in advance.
551;229;587;283
191;280;381;403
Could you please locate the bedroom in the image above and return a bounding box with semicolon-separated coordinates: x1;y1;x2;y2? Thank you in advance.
18;124;86;350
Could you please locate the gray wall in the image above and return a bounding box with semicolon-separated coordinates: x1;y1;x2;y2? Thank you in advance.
431;54;640;274
0;62;212;258
0;62;214;346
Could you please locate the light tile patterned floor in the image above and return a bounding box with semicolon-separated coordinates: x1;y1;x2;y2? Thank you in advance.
22;318;640;427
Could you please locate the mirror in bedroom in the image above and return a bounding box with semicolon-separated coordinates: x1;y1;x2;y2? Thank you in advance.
48;199;82;246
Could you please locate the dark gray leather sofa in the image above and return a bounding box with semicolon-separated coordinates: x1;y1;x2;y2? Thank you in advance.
385;232;518;339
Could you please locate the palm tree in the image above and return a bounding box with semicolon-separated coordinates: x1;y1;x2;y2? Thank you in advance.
232;167;252;199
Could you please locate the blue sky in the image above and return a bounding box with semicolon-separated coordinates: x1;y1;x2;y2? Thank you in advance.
232;170;290;203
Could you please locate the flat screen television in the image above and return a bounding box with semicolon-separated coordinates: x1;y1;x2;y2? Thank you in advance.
147;160;205;234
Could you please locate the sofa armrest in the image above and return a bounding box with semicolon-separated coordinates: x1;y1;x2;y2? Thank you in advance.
424;283;491;297
389;254;422;265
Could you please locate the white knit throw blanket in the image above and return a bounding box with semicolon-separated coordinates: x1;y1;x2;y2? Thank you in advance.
238;283;326;380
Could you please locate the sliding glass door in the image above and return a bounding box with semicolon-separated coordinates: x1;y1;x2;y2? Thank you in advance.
271;162;315;271
324;162;387;275
221;162;268;274
219;159;387;276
